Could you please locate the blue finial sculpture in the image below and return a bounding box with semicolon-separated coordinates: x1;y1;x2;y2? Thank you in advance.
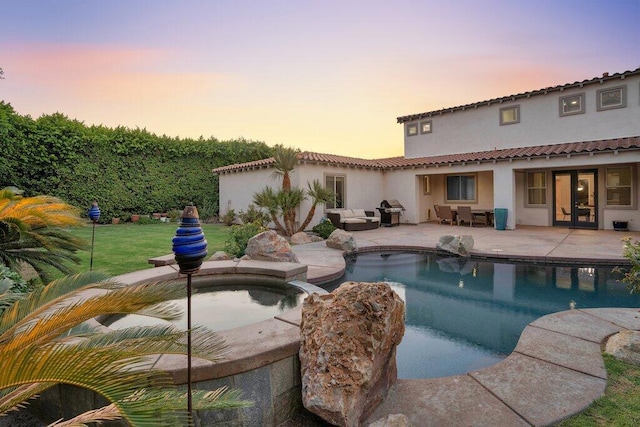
88;201;100;272
88;201;101;223
172;205;208;274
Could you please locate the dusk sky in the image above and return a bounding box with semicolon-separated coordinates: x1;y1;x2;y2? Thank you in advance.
1;0;638;158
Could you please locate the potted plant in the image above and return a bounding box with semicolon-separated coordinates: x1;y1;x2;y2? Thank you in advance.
613;220;629;231
111;217;120;225
131;214;140;223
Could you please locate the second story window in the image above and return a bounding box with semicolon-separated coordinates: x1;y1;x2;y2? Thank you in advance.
597;85;626;111
407;123;418;137
500;105;520;125
420;120;432;134
559;93;585;117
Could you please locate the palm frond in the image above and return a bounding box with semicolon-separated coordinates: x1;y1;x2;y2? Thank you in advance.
48;403;122;427
0;382;53;414
0;272;112;336
71;325;228;362
1;280;185;351
0;344;173;421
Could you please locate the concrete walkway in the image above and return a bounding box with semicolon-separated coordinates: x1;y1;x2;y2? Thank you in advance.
291;224;640;426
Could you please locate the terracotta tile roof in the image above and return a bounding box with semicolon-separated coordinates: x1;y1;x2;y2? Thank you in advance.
212;136;640;174
397;67;640;123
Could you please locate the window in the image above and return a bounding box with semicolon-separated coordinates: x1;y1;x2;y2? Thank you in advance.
597;85;626;111
406;123;418;137
527;171;546;205
420;120;432;134
325;175;345;209
446;174;476;202
500;105;520;125
559;93;585;116
606;166;632;206
423;176;431;195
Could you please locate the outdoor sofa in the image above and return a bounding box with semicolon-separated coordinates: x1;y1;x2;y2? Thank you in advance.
326;208;380;231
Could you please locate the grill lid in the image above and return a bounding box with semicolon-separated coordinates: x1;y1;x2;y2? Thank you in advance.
380;199;404;209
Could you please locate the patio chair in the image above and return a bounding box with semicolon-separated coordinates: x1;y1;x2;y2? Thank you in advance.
456;206;474;227
436;205;457;225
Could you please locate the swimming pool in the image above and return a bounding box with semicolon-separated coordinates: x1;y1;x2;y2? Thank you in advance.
325;252;640;379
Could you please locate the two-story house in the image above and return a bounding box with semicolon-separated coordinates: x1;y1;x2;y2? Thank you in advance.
214;68;640;231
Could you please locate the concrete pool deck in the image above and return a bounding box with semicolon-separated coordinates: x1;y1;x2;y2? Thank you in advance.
291;224;640;426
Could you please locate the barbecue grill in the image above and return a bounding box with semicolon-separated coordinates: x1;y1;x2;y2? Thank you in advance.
378;199;405;226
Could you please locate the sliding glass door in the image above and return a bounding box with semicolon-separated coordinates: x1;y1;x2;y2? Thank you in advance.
553;170;597;229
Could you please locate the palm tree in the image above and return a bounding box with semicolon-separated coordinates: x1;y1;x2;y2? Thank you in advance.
0;189;86;281
253;187;287;235
277;187;305;236
298;180;335;232
271;145;299;192
253;148;335;237
0;271;250;426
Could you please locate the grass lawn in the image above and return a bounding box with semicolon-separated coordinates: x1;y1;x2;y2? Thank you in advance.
557;354;640;426
68;222;230;276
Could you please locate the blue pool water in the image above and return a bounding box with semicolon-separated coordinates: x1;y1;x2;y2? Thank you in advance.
326;252;640;379
103;283;305;332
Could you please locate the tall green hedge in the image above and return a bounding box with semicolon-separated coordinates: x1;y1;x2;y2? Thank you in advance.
0;102;273;222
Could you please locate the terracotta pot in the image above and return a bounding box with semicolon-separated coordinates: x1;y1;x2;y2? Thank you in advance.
111;217;120;225
131;214;140;223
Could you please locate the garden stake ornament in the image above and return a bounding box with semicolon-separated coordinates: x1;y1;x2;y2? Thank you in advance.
171;205;208;418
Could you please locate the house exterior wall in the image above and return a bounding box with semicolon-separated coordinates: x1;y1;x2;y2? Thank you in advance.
219;164;386;231
296;164;385;229
412;168;495;224
218;168;278;218
403;75;640;158
510;154;640;229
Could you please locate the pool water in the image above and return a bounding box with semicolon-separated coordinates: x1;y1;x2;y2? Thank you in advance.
326;252;640;379
103;284;305;332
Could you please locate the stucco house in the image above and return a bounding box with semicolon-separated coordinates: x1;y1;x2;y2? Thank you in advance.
213;68;640;231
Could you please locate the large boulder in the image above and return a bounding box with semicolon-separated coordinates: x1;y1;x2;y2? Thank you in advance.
436;234;474;257
300;282;405;427
326;229;357;253
209;251;230;261
245;230;299;263
290;231;313;245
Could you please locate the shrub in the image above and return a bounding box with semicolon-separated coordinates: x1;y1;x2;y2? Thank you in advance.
0;265;40;294
198;196;219;223
224;222;266;258
616;237;640;294
238;205;270;228
221;209;236;226
312;217;337;239
135;215;160;225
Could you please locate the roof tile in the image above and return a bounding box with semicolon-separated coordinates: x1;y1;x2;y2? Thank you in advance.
212;136;640;174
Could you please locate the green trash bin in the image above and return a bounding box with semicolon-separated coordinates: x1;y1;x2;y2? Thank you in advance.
494;208;508;230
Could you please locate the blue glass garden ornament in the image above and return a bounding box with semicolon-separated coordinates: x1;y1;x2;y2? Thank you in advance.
172;205;208;274
88;201;101;222
171;204;207;417
88;201;100;272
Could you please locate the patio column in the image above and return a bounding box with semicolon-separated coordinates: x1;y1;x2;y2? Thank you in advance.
493;166;516;230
